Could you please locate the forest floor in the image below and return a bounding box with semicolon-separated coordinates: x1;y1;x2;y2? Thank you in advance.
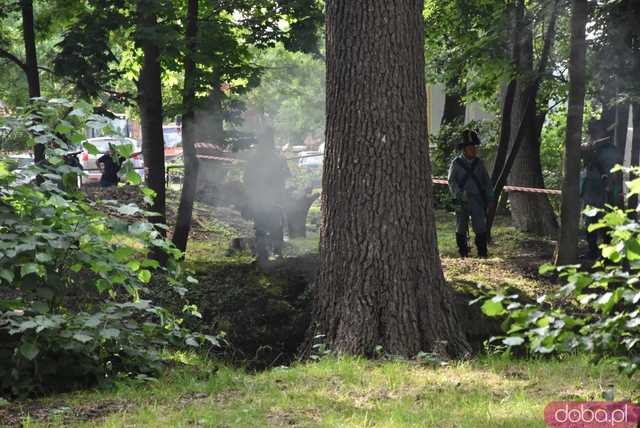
4;201;634;428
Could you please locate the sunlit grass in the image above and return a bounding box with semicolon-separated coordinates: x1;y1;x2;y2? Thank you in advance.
20;354;639;427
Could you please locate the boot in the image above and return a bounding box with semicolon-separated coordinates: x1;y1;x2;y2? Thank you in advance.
475;233;488;258
456;233;469;258
586;231;599;259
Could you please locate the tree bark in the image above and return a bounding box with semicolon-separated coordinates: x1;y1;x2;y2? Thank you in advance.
555;0;587;265
21;0;44;164
487;0;560;236
505;4;558;237
172;0;199;253
309;0;470;358
136;1;166;232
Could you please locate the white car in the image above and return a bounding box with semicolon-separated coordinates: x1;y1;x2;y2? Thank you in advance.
297;151;323;169
80;137;144;183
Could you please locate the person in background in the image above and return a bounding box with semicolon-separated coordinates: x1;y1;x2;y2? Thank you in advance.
580;119;622;258
448;130;494;258
97;144;125;188
243;137;290;264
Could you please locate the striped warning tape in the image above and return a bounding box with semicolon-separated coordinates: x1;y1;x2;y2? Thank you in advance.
190;154;561;195
432;177;561;195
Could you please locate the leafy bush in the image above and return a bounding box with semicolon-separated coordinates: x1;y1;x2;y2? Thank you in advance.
0;99;217;398
476;168;640;375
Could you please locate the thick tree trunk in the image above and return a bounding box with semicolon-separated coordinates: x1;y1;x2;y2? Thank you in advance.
21;0;44;164
284;191;319;239
630;103;640;211
172;0;199;253
137;1;166;231
488;0;560;236
309;0;470;358
507;7;558;237
555;0;587;265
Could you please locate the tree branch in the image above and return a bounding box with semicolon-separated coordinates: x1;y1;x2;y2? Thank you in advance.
0;47;27;72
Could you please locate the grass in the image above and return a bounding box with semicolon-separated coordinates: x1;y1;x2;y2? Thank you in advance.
17;354;640;427
3;210;617;427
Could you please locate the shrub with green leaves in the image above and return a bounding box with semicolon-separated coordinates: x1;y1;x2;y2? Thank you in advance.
476;167;640;375
0;99;218;398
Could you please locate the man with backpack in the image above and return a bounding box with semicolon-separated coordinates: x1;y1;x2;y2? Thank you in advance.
448;130;494;258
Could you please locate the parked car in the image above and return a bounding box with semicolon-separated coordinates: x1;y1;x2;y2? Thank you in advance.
163;124;183;161
80;137;144;183
297;151;323;169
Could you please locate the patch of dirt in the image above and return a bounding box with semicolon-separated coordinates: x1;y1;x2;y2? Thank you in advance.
0;399;129;427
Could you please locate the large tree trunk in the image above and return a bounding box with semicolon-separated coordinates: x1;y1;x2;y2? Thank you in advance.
137;1;166;231
309;0;470;358
487;0;560;236
507;6;558;237
555;0;587;265
172;0;199;253
21;0;44;164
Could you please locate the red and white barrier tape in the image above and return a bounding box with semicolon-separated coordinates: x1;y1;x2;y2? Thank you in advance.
189;156;562;195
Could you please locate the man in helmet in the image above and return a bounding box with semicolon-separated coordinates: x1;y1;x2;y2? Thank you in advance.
448;130;494;258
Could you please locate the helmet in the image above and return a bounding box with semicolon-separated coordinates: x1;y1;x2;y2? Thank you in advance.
456;129;481;150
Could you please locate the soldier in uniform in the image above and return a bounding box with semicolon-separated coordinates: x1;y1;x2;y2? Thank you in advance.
448;130;494;258
580;119;622;258
243;137;290;264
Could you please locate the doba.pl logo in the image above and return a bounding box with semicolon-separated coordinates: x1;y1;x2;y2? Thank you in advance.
544;401;640;427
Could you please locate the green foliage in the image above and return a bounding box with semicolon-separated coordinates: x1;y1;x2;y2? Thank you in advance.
477;168;640;375
0;99;216;398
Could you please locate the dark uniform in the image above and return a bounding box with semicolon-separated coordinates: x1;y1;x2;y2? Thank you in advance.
580;138;621;258
243;143;290;264
448;130;494;258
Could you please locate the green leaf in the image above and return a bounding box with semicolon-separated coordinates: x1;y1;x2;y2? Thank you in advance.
100;328;120;339
481;299;505;317
127;260;141;272
138;269;152;284
20;263;44;278
118;204;141;216
627;239;640;261
126;171;142;185
35;253;53;263
96;279;111;293
503;336;525;346
0;269;14;284
185;337;199;347
72;333;93;343
19;342;39;360
114;247;136;262
538;264;556;275
84;142;99;155
70;263;82;273
32;301;49;314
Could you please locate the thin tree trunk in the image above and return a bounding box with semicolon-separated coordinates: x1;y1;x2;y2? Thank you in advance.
137;1;166;232
308;0;470;358
555;0;587;265
172;0;199;253
21;0;44;164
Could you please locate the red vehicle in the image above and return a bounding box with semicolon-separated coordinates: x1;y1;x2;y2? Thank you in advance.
163;124;183;161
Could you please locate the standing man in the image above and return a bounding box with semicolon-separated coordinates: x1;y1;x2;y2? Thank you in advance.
243;137;290;264
97;144;125;188
448;130;494;258
580;119;622;258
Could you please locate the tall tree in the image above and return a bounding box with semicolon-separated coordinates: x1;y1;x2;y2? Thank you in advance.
506;3;559;236
136;0;167;230
310;0;470;357
172;0;199;253
555;0;587;265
